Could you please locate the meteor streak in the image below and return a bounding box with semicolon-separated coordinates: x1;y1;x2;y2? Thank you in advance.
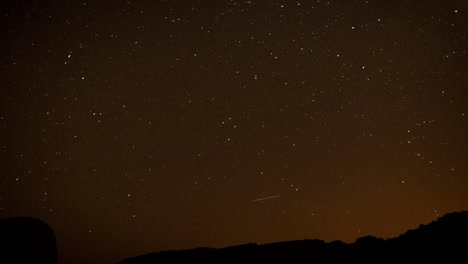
253;195;280;202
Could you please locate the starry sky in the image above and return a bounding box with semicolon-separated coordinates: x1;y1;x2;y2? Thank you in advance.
1;0;467;263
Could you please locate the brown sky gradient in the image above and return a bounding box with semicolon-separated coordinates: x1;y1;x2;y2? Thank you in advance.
1;0;468;263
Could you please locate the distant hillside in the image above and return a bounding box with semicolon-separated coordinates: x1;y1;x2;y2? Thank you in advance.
118;211;468;264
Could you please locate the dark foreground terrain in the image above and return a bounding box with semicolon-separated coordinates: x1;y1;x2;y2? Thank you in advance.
0;217;57;264
119;211;468;264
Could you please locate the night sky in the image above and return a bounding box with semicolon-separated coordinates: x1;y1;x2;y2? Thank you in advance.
1;0;467;263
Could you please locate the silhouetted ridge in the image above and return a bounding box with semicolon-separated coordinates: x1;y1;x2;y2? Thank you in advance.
119;211;468;264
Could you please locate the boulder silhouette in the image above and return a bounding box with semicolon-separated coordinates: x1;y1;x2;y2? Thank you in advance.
0;217;57;264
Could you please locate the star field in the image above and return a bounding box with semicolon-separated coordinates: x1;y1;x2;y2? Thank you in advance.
1;1;467;263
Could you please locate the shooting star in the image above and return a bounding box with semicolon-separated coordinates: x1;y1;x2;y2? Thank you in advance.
253;195;280;202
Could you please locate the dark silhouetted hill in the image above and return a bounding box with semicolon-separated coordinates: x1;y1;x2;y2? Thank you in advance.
118;211;468;264
0;217;57;264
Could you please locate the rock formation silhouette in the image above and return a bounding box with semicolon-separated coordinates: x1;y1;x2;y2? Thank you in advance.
0;217;57;264
118;211;468;264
